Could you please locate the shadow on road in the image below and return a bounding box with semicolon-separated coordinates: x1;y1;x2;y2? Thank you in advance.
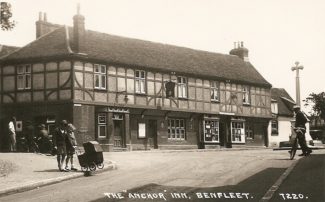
270;154;325;202
90;167;286;202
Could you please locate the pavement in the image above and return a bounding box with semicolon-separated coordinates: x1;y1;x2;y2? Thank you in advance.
0;152;116;197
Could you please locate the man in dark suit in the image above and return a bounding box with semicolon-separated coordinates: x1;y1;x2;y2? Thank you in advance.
52;120;68;171
293;105;312;156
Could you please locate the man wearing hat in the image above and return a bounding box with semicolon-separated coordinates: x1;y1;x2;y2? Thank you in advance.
293;105;312;156
52;120;68;171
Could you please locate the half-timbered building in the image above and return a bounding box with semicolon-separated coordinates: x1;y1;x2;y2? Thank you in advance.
0;11;272;151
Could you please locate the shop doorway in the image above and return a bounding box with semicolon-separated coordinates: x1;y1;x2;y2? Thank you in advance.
219;121;226;147
148;120;158;149
113;120;124;148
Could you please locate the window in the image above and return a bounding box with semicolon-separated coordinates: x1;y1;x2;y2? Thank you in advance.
271;102;278;114
177;76;187;98
135;70;146;94
242;85;250;104
210;81;220;101
94;64;106;89
204;120;219;142
17;65;31;90
231;121;245;143
245;123;254;139
168;119;186;140
271;120;278;135
97;113;107;138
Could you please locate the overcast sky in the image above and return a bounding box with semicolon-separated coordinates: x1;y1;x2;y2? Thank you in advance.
1;0;324;111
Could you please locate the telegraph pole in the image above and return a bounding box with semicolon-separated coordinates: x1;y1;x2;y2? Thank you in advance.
291;61;304;106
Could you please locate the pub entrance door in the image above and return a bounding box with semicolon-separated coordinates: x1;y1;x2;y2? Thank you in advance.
113;120;124;148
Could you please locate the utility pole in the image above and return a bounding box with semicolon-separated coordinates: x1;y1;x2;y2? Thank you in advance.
291;61;304;106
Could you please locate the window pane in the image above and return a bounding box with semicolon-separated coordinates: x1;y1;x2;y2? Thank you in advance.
140;80;145;93
182;77;186;83
141;71;145;78
101;75;106;89
17;66;24;74
25;65;31;73
95;75;100;88
177;77;182;83
135;71;139;78
99;126;106;137
25;75;31;88
17;75;24;89
94;64;100;73
101;65;106;73
182;86;187;97
135;80;140;92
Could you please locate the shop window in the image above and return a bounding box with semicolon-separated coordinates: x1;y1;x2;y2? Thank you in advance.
271;120;278;135
245;124;254;139
204;120;219;142
168;119;186;140
135;70;146;94
177;76;187;98
210;81;220;101
94;64;107;89
17;64;31;90
242;85;250;105
97;113;107;138
231;121;245;143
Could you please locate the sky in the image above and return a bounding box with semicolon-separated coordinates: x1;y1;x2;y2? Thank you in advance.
1;0;324;112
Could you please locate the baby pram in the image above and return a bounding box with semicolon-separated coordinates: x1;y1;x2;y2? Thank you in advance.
77;141;104;171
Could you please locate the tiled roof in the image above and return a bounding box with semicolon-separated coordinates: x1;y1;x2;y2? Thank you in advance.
2;26;271;87
271;88;295;116
0;45;20;58
3;28;70;60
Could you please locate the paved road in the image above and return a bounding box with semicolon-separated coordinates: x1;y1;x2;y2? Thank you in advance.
270;153;325;202
0;149;319;202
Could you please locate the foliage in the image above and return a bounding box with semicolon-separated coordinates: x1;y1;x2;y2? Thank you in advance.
304;92;325;121
1;2;16;31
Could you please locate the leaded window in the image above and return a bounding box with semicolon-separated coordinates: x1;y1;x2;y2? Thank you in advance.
17;64;31;90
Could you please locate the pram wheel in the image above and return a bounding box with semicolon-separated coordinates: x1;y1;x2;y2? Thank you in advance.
81;166;88;172
97;163;104;169
89;163;96;171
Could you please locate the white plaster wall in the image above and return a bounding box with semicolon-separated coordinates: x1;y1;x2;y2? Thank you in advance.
268;116;292;147
268;117;313;147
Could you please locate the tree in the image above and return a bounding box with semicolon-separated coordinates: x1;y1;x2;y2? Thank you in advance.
304;92;325;121
1;2;16;31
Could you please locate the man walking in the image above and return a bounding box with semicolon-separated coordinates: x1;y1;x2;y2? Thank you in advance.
293;105;312;156
52;120;69;171
8;117;16;152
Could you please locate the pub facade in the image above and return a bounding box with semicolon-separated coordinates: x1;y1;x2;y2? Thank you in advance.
0;11;272;151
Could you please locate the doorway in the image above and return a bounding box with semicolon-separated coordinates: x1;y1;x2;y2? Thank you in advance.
148;120;158;149
113;120;124;148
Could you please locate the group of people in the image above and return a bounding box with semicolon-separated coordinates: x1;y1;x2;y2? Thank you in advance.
52;120;78;172
8;118;78;172
8;117;52;153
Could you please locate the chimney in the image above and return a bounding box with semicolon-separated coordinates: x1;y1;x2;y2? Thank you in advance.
229;41;249;62
35;12;62;38
73;4;85;53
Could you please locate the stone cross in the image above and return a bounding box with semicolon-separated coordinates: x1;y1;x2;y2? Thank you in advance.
291;61;304;106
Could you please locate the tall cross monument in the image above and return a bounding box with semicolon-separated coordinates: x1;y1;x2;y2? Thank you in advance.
291;61;304;106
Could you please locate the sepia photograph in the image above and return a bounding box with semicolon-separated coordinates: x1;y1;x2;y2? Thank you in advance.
0;0;324;201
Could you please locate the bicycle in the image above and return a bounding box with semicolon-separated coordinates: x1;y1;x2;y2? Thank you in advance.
288;127;307;160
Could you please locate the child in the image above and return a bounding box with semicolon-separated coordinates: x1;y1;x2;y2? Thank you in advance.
65;123;78;171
